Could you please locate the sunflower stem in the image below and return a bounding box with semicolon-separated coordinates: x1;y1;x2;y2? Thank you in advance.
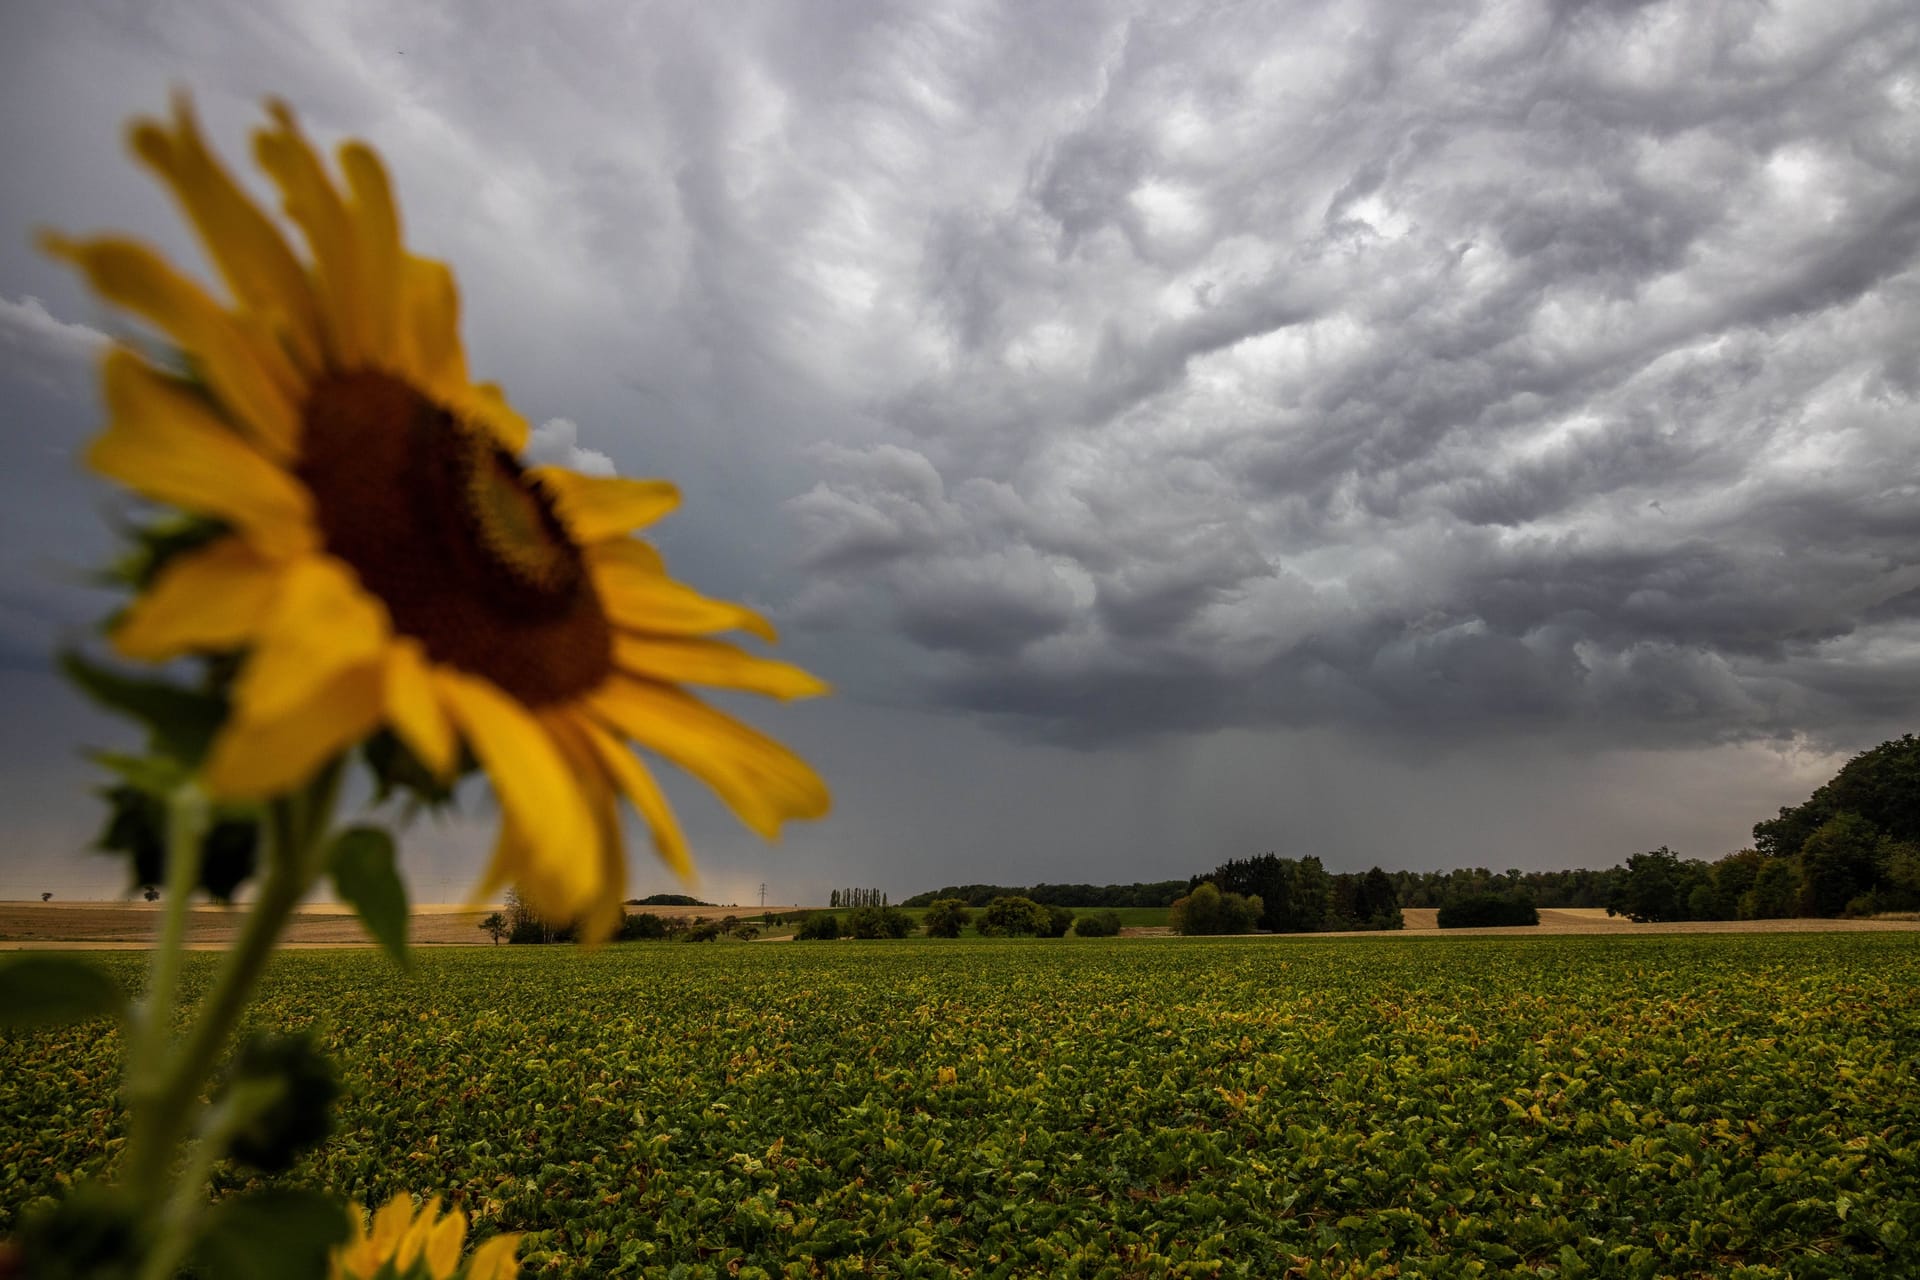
119;760;345;1251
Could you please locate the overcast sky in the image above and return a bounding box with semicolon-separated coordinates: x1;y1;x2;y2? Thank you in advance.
2;0;1916;904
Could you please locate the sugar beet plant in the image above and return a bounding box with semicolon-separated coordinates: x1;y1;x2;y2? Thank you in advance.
0;94;825;1278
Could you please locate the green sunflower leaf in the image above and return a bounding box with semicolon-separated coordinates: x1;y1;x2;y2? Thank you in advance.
59;650;228;767
189;1188;350;1280
0;954;127;1028
329;825;411;970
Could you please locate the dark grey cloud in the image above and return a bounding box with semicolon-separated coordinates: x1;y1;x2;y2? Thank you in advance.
786;0;1920;750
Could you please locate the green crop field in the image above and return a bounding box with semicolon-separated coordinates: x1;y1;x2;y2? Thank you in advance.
5;934;1919;1278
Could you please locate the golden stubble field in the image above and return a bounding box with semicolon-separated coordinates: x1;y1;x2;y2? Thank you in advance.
2;900;1915;948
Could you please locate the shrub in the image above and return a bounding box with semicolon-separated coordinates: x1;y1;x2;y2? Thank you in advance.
1071;910;1123;938
978;896;1048;936
845;905;914;939
795;912;840;941
618;912;668;941
1436;894;1539;928
734;924;762;941
922;898;973;938
684;921;723;942
1169;882;1263;935
1039;904;1076;938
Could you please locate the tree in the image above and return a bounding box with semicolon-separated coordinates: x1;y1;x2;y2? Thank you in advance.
1436;894;1539;927
1608;847;1711;923
845;904;913;939
923;898;972;938
1071;909;1124;938
830;890;840;908
796;912;840;940
143;887;160;903
1795;813;1882;916
1038;903;1076;938
1169;883;1262;935
479;911;508;945
1739;858;1800;919
619;912;668;941
41;892;51;903
978;896;1050;936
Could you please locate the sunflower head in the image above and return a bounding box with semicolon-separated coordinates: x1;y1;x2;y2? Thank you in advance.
50;94;829;941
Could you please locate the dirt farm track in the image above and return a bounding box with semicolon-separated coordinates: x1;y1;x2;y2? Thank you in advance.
0;900;1915;949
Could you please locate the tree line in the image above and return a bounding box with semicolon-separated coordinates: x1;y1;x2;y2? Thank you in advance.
901;881;1189;908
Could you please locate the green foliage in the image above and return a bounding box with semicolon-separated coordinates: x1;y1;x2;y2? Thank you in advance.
1436;893;1540;928
1070;909;1124;938
13;1181;148;1280
843;905;913;940
216;1032;339;1174
0;955;125;1029
188;1189;349;1280
977;895;1048;937
628;894;709;907
617;912;669;941
91;784;259;901
1755;734;1920;859
479;912;509;945
901;881;1187;908
794;912;840;940
1169;882;1262;935
1607;847;1712;923
327;827;409;970
1741;857;1802;919
1795;813;1884;917
9;937;1920;1277
920;898;972;938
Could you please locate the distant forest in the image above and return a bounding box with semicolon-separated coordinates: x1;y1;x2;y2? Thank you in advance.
901;733;1920;932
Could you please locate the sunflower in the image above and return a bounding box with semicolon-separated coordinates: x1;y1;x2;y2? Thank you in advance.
333;1193;518;1280
47;96;829;940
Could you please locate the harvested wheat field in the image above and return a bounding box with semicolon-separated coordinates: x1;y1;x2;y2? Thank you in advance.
0;900;746;948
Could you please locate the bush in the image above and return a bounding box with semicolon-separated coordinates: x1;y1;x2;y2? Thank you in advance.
508;917;578;945
683;921;723;942
978;896;1048;937
845;905;915;939
795;912;840;940
1169;883;1262;935
1038;904;1076;938
922;898;973;938
1436;894;1539;928
1071;910;1123;938
618;912;669;941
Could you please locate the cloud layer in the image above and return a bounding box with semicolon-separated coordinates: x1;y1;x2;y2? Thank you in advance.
777;0;1920;746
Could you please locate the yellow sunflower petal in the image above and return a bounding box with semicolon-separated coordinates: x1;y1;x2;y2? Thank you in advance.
464;1234;522;1280
92;349;315;558
589;542;778;643
204;660;384;797
396;1196;441;1271
586;676;828;839
435;670;598;918
231;557;389;724
42;236;301;457
384;639;457;780
450;381;530;454
576;714;694;881
253;100;363;365
369;1194;415;1257
113;537;279;661
541;712;629;944
612;633;828;701
533;470;679;542
398;255;468;392
424;1206;467;1280
339;141;402;363
128;92;323;372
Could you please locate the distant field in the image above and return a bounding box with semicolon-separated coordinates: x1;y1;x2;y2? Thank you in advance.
6;934;1918;1276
